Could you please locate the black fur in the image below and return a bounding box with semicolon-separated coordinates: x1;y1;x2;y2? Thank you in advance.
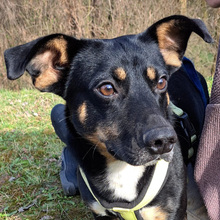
4;15;212;219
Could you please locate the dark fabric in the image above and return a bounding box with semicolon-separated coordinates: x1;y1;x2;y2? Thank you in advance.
51;104;69;144
182;56;208;107
51;104;79;193
168;65;208;165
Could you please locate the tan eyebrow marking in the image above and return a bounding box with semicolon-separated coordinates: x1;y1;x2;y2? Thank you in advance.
147;67;156;80
114;67;127;80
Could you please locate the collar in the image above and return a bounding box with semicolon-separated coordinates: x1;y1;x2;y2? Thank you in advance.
79;159;169;220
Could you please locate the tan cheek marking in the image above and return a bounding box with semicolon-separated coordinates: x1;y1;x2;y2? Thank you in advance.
140;206;168;220
96;124;120;141
100;149;116;164
86;132;116;163
157;21;182;68
114;67;127;80
78;102;87;124
147;67;156;80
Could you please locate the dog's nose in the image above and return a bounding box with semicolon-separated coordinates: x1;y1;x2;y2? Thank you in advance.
143;127;177;154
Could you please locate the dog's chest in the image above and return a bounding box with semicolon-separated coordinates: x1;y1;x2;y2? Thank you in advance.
106;161;145;201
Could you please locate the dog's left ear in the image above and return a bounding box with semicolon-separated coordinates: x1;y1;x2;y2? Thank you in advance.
139;15;213;73
4;34;86;97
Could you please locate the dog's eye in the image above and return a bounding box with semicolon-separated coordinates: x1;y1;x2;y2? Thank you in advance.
156;77;167;91
99;83;115;96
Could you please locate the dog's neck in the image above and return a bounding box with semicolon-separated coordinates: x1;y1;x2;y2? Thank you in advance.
91;159;157;203
79;159;170;218
106;160;146;202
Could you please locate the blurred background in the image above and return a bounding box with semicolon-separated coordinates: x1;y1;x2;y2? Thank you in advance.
0;0;219;89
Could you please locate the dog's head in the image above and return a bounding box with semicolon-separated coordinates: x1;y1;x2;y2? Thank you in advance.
5;15;212;166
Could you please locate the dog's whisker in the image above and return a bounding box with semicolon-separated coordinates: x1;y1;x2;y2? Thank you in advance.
92;145;97;160
82;145;95;160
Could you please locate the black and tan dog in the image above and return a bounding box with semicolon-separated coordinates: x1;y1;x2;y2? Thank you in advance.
4;15;212;219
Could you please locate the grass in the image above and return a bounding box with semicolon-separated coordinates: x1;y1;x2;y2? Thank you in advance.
0;89;92;220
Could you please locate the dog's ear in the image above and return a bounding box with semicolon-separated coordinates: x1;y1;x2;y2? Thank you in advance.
4;34;85;97
139;15;213;73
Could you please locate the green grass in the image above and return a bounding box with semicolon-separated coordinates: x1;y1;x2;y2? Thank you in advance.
206;76;214;95
0;89;92;220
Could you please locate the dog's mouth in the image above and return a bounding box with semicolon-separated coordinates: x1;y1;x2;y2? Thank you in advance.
107;144;174;166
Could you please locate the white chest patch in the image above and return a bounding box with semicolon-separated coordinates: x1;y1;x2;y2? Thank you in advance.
106;160;145;201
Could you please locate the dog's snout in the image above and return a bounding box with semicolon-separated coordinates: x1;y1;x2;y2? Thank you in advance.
143;127;177;154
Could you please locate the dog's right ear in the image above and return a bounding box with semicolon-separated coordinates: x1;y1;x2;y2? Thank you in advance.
138;15;213;74
4;34;85;97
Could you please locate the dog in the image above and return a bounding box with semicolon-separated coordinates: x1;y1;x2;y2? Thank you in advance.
4;15;212;219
